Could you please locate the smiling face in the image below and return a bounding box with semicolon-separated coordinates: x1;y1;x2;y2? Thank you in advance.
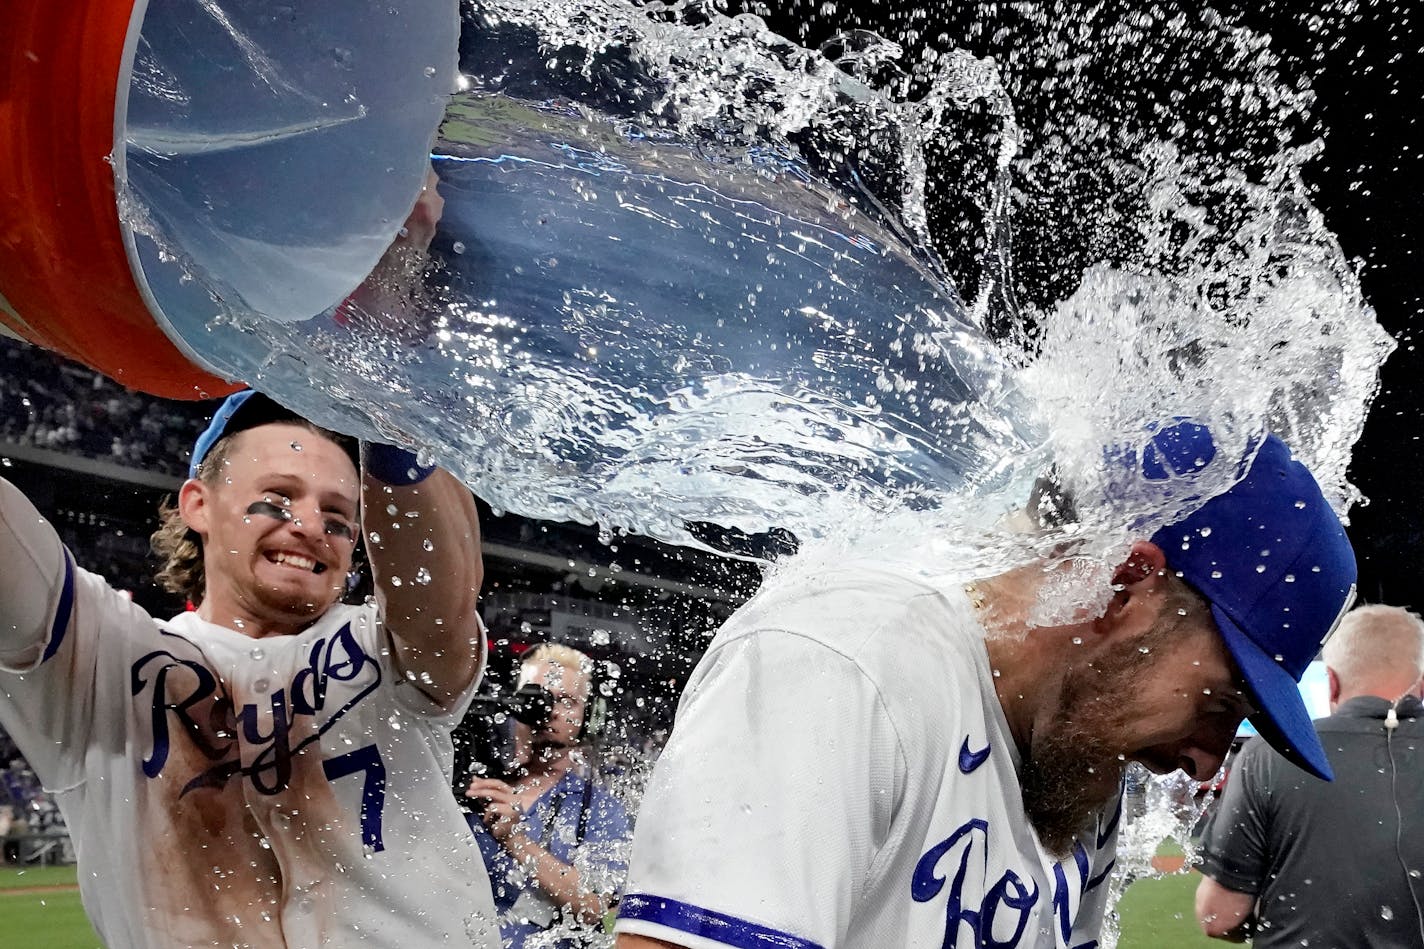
1021;581;1253;856
179;422;360;636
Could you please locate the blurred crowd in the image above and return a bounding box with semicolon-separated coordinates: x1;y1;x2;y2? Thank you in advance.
0;728;66;865
0;336;209;476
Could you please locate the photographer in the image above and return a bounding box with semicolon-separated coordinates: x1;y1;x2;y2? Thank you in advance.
467;644;632;948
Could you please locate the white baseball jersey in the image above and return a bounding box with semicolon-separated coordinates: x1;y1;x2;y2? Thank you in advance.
615;562;1119;949
0;478;499;948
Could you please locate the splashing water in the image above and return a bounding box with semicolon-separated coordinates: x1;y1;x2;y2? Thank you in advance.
115;2;1396;942
1099;766;1220;946
120;0;1390;574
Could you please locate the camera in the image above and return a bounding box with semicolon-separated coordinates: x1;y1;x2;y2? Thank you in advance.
454;683;557;789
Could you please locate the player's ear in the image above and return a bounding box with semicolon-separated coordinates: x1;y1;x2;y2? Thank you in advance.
1111;540;1168;588
178;478;212;539
1095;540;1170;639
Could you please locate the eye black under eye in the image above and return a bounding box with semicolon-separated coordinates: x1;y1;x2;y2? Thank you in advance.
324;519;356;540
247;500;292;521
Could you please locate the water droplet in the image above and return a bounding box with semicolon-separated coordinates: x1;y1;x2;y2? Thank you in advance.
1274;654;1285;662
1199;526;1212;537
253;678;270;693
1071;636;1083;645
1138;646;1151;654
386;503;399;516
422;538;435;552
414;567;433;585
1381;905;1395;921
452;241;466;254
423;65;437;77
1210;570;1222;579
1284;573;1296;583
1255;564;1267;574
369;531;382;544
1295;500;1308;509
290;441;303;452
249;647;265;661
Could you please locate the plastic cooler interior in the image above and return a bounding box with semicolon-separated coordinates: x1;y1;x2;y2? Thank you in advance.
118;0;458;363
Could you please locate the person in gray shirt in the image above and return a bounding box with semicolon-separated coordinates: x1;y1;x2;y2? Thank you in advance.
1196;604;1424;947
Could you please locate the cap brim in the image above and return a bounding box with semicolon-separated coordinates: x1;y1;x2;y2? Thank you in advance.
1210;603;1334;781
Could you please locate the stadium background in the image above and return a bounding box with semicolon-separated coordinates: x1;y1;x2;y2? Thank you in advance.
0;2;1417;945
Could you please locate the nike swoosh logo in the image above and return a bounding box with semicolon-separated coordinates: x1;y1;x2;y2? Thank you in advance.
958;736;991;774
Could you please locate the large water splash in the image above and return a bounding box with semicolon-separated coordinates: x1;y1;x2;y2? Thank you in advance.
122;0;1390;573
114;1;1396;943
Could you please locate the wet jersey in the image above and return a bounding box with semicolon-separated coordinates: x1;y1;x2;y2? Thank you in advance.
616;562;1119;949
0;478;499;948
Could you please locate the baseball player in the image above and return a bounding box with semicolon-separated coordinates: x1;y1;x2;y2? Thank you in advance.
0;390;499;947
614;424;1357;949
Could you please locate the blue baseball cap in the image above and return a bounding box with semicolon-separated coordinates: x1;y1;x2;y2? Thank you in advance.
1144;422;1357;781
189;390;356;478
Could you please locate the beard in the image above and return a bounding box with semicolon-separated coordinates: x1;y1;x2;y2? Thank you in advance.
1020;633;1166;857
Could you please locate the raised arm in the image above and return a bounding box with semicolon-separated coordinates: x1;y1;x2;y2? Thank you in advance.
0;477;72;668
0;476;146;788
361;449;485;708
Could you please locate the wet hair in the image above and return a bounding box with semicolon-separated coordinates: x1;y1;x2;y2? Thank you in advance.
1159;570;1213;631
1026;469;1079;530
150;420;344;605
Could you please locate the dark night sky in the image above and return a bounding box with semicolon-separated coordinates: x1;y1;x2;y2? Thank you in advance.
1279;6;1424;605
1198;2;1423;604
744;1;1423;606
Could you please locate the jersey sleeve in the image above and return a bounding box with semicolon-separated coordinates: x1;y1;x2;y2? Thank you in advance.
615;628;903;949
0;478;79;674
0;477;146;790
1197;740;1272;894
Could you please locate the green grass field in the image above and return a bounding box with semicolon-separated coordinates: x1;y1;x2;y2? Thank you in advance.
0;863;1219;948
1116;870;1220;948
0;866;99;949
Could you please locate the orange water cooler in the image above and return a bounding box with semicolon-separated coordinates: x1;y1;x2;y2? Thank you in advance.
0;0;457;399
